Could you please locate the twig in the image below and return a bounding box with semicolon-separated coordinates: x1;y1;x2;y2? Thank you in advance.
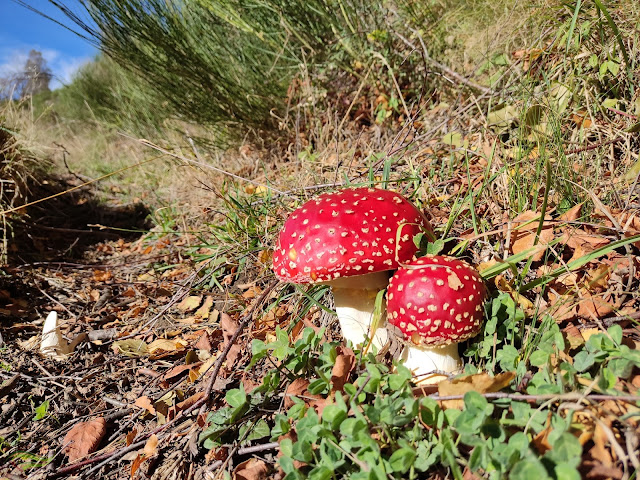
205;442;280;471
564;136;625;155
429;391;640;403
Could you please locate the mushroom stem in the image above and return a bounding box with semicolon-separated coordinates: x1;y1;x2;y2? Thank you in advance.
327;271;389;350
400;343;461;384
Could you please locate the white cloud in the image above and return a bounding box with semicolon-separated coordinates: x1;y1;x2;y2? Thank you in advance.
0;45;91;91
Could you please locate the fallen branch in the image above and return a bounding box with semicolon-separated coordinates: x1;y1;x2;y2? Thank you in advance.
428;391;640;403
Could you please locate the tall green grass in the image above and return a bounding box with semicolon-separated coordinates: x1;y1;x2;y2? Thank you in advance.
49;0;396;136
33;55;166;137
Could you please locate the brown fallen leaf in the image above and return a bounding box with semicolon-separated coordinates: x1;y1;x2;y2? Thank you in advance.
284;378;311;410
134;396;156;415
143;434;159;457
558;202;583;223
559;229;610;264
220;312;243;367
562;324;585;350
162;362;202;383
93;270;112;282
177;295;203;312
510;211;554;262
195;296;214;319
148;338;188;357
126;429;138;446
330;347;355;394
577;292;615;319
195;330;215;352
436;372;516;409
62;417;107;462
233;458;269;480
176;392;205;411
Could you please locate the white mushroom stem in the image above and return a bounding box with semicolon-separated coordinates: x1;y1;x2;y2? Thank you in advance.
400;343;461;384
325;271;390;351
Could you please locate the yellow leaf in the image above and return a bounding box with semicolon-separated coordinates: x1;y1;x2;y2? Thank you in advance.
194;296;214;319
177;295;202;312
112;339;148;357
147;338;187;354
438;372;516;409
143;434;158;457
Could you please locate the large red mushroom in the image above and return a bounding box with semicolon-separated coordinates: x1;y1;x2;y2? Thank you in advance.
386;255;487;383
273;187;433;349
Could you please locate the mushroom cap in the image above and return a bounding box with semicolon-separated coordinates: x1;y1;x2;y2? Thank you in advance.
387;255;486;346
272;187;433;283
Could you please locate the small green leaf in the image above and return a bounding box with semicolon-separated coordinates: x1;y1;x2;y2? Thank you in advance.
33;400;50;421
244;418;270;442
608;324;622;345
388;447;416;473
546;433;582;468
442;132;463;147
510;457;551;480
573;351;595;372
554;464;581;480
426;238;445;255
529;350;549;366
226;387;247;408
607;60;620;76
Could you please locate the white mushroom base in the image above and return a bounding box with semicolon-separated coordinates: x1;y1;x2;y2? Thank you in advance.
327;271;390;351
400;343;461;384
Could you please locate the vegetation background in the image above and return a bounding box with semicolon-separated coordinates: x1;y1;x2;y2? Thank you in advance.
1;0;639;479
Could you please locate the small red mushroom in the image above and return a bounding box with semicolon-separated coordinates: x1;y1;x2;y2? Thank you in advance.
273;187;433;348
386;255;486;383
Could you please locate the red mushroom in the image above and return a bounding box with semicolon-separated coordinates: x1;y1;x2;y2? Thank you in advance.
386;255;486;383
273;187;433;349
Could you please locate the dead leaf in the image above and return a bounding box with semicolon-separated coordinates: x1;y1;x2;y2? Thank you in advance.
62;417;106;462
113;339;148;357
163;362;202;383
559;229;610;263
220;312;238;340
93;270;112;282
563;324;585;349
559;203;583;223
285;378;310;410
177;295;203;312
195;296;214;319
437;372;516;409
195;331;215;352
577;292;615;319
233;458;269;480
176;392;205;411
130;454;146;479
143;434;158;457
330;347;355;393
147;338;188;356
126;429;137;446
220;313;242;367
510;211;554;261
134;396;156;415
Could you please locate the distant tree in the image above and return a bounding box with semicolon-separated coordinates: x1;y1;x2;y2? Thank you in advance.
18;50;53;98
0;50;52;99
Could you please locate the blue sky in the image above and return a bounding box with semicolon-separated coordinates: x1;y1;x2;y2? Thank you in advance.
0;0;98;89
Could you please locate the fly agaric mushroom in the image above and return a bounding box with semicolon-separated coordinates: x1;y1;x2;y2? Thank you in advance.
272;187;433;349
386;255;486;383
